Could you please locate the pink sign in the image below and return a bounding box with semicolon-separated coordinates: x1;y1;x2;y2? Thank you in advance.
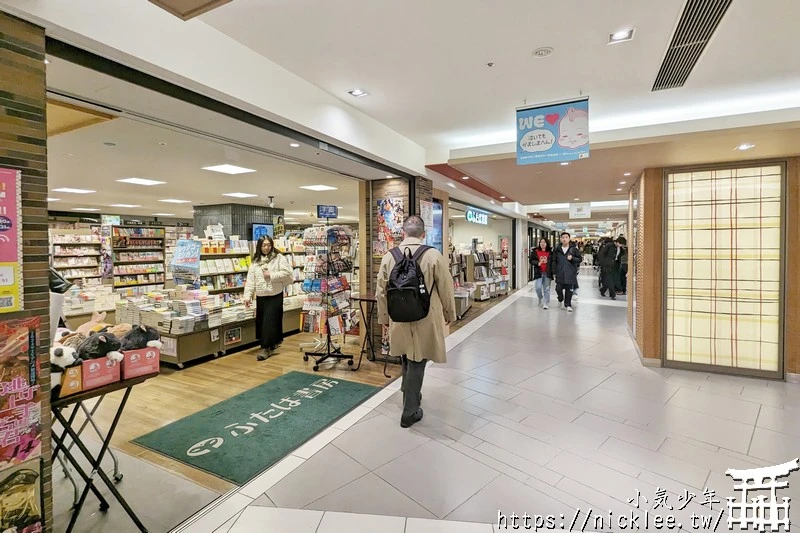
0;168;20;263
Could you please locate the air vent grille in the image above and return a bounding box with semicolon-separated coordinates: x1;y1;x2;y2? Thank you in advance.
652;0;733;91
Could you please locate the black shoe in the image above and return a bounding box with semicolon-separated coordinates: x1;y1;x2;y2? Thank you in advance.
257;349;272;361
400;408;423;428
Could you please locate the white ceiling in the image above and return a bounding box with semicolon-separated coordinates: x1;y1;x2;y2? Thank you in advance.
48;117;361;223
202;0;800;153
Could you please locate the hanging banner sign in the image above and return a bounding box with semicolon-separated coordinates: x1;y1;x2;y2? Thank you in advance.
516;98;590;166
465;207;489;226
0;168;22;313
569;202;592;219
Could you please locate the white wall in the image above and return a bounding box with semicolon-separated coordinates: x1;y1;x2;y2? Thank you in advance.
450;218;513;252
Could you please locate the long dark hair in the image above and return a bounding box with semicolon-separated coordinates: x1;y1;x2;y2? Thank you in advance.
538;238;552;252
253;235;277;263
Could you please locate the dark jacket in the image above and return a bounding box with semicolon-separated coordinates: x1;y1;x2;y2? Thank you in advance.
597;242;618;269
530;248;552;280
550;244;582;285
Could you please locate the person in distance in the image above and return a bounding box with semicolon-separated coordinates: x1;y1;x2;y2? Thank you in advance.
550;231;582;312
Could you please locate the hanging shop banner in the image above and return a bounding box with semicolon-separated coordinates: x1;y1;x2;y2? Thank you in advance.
569;202;592;219
465;207;489;225
376;198;404;250
0;168;22;314
516;98;589;166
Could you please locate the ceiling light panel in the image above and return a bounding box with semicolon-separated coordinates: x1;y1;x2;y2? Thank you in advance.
110;204;141;208
222;192;258;198
117;178;166;186
71;208;99;212
608;28;635;44
299;185;337;191
159;199;192;204
152;213;175;216
47;198;60;202
202;164;256;175
52;188;95;194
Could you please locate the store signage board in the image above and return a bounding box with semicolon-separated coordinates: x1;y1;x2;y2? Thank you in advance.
0;168;22;313
465;207;489;225
171;239;202;272
317;205;338;219
516;98;589;166
569;202;592;219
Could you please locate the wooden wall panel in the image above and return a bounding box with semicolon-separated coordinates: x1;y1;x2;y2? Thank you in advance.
0;11;51;530
784;158;800;375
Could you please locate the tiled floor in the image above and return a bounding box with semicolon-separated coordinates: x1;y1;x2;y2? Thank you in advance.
176;268;800;532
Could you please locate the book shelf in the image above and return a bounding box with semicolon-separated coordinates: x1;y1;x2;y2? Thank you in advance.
198;252;250;293
51;230;103;280
111;226;166;293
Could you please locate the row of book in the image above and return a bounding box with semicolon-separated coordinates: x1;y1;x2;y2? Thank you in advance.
300;309;359;335
116;251;164;262
53;258;99;268
301;276;350;294
274;238;306;254
200;274;246;290
61;268;101;279
302;292;350;313
114;274;165;286
113;238;163;249
53;246;99;257
113;227;166;238
199;257;252;275
201;239;250;255
114;263;165;276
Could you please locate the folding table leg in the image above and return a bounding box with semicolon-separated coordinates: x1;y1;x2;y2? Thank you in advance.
51;429;110;512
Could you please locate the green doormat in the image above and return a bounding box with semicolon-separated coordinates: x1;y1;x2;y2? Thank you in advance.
133;371;378;484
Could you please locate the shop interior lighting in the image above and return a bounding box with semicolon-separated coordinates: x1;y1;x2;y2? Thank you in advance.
72;208;99;212
623;172;632;176
117;178;166;186
47;198;60;202
152;213;175;216
560;162;570;166
620;181;627;185
736;143;756;151
159;199;192;204
299;185;338;191
202;164;256;175
289;143;300;148
52;188;95;194
608;28;635;44
110;204;141;208
461;176;470;180
222;192;258;198
348;88;368;98
448;183;457;189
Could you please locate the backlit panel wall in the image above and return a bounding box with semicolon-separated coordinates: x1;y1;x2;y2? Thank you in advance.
666;165;783;373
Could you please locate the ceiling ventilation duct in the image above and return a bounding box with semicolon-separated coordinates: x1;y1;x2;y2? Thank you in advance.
652;0;733;91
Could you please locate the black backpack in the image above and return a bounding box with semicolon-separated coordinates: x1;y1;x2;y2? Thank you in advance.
387;245;434;323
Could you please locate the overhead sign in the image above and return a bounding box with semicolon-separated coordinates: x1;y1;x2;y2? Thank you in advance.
0;168;22;313
465;207;489;225
317;205;338;219
569;202;592;219
516;98;590;166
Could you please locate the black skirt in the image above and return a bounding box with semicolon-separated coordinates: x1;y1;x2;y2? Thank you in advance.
256;293;284;349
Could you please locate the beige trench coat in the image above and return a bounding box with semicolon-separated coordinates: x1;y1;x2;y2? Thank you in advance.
376;238;457;363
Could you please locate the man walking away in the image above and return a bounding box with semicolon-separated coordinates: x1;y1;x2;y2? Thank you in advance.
551;232;581;312
616;236;628;295
376;216;457;428
597;237;619;300
583;241;594;266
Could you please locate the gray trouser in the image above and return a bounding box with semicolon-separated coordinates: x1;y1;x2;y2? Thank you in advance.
400;355;427;420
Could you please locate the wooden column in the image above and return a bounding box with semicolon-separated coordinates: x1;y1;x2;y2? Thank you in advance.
784;157;800;376
0;11;51;529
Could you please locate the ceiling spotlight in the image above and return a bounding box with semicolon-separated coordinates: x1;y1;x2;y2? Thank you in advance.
348;88;369;98
490;200;496;204
461;176;470;180
158;142;167;146
608;28;635;44
289;143;301;148
386;175;393;178
623;172;632;176
448;183;456;189
103;142;116;147
560;162;570;166
574;198;580;201
500;196;506;199
532;47;554;58
736;143;756;151
616;188;623;192
620;181;627;185
223;192;258;198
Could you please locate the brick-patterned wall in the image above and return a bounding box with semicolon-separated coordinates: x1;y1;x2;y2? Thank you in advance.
414;176;433;214
0;11;51;530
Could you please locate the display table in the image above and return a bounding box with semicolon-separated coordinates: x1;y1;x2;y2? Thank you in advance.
52;373;159;533
63;310;116;330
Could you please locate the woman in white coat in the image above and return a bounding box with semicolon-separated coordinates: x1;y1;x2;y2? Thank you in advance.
244;235;293;360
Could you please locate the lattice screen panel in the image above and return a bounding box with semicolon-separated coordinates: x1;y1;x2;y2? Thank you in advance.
633;179;645;347
665;166;782;371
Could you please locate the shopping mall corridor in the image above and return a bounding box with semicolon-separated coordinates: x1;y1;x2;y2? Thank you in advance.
179;268;800;532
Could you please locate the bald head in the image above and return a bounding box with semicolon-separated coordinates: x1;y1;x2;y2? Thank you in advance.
403;215;425;239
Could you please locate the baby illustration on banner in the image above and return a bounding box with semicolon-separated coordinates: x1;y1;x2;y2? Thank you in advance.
557;107;589;149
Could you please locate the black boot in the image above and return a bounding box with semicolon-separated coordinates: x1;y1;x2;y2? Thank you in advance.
400;408;424;428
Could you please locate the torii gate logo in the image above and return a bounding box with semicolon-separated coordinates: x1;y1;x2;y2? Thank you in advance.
726;458;799;531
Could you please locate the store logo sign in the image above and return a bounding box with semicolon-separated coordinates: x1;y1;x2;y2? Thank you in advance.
466;207;489;225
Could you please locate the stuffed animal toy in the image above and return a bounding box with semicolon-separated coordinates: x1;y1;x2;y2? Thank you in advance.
75;311;109;335
56;332;87;351
49;345;81;399
76;332;124;362
104;323;133;339
121;325;162;351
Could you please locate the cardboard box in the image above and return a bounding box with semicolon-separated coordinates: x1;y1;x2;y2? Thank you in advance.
121;348;160;379
82;358;120;391
60;366;83;397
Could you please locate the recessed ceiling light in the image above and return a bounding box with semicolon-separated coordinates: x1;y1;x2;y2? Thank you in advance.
152;213;175;216
623;172;632;176
461;176;470;180
609;28;635;44
289;143;300;148
103;142;116;147
159;199;191;204
574;198;580;201
348;88;368;98
110;204;141;208
158;141;167;146
63;152;73;157
500;196;506;199
202;164;256;175
222;192;258;198
47;198;60;202
299;185;338;192
560;162;570;166
71;208;99;212
448;183;456;189
616;188;623;192
52;188;95;194
386;175;394;178
620;181;627;185
736;143;756;151
532;47;554;58
117;178;166;186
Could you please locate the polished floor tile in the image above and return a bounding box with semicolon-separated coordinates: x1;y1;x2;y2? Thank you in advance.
317;511;406;533
331;412;430;470
228;507;322;533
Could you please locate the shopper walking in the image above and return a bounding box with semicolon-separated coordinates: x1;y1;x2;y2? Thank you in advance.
583;241;594;266
244;235;293;360
376;216;456;429
551;232;582;312
616;236;628;294
531;238;553;309
597;237;619;300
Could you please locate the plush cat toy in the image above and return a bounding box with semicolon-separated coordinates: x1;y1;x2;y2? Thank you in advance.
49;345;81;399
76;332;124;362
121;325;162;351
104;323;133;339
75;311;110;335
57;332;87;351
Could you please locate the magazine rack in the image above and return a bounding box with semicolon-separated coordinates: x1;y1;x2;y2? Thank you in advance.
301;222;356;371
